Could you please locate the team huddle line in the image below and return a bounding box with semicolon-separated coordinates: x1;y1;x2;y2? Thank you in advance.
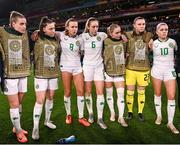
0;11;179;143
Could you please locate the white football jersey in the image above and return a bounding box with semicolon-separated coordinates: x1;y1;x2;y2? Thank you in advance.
153;38;177;67
58;31;82;67
79;32;107;65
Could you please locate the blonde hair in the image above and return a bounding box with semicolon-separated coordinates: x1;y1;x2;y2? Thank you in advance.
65;18;78;35
156;22;168;31
9;11;25;27
107;24;120;37
84;17;99;33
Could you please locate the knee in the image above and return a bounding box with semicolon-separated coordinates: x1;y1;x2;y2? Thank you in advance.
137;89;145;95
10;102;19;108
85;88;92;95
96;89;104;95
36;97;45;104
64;90;71;97
47;95;54;100
77;89;84;96
18;92;25;97
155;92;162;97
85;92;91;97
168;96;175;100
127;90;134;97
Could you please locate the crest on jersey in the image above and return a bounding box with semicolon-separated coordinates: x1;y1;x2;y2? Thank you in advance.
85;37;89;40
64;37;68;41
113;44;125;65
169;42;174;48
36;84;39;89
45;45;55;55
9;40;21;52
97;36;101;41
135;40;145;50
76;41;80;46
44;44;55;67
154;42;158;48
8;39;22;65
134;40;146;60
4;87;8;92
114;45;123;54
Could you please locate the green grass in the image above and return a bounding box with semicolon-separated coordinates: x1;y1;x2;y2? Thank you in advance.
0;75;180;144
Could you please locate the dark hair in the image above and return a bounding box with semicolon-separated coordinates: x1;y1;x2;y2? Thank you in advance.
64;18;78;35
84;17;99;33
39;16;55;35
9;11;25;27
133;16;145;24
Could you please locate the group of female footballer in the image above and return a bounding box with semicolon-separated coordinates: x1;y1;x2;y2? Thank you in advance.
0;11;179;143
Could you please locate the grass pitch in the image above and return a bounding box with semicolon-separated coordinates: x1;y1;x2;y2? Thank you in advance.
0;75;180;144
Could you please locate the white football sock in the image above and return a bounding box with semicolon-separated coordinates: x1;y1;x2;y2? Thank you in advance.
117;87;125;118
19;104;22;118
45;99;53;122
154;95;162;117
77;96;84;118
64;96;71;116
106;87;115;115
97;95;105;119
167;99;175;124
33;102;43;129
10;108;22;133
85;94;93;115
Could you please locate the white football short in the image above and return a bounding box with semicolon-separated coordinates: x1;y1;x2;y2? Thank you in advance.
60;65;82;76
4;77;27;95
34;78;58;91
104;72;124;82
83;63;104;81
151;65;176;81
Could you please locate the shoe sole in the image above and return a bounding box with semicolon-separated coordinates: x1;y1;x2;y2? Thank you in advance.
17;138;28;143
66;122;72;124
138;117;144;122
32;134;40;140
119;122;128;127
126;117;132;120
79;122;91;127
110;118;115;122
155;121;161;125
88;119;94;124
167;125;180;134
118;120;128;127
44;124;56;129
97;123;107;130
32;136;40;140
66;119;72;124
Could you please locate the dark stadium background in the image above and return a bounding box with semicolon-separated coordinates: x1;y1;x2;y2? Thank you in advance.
0;0;180;144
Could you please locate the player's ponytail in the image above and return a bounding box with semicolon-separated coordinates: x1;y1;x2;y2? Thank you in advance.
133;16;146;25
64;18;77;35
9;11;25;27
39;16;55;36
84;17;99;33
107;23;120;37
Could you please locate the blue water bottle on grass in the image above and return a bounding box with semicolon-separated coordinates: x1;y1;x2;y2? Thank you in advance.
56;135;76;144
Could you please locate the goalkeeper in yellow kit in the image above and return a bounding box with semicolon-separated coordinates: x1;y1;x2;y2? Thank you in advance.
125;16;153;121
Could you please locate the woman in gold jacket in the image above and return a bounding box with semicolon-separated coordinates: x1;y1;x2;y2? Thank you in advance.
103;24;128;127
